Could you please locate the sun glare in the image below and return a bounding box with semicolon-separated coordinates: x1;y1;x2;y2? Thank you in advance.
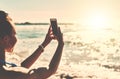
87;14;108;30
89;16;107;29
78;12;110;30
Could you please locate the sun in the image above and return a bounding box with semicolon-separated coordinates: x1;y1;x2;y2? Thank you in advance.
89;16;107;28
86;14;109;30
77;12;110;30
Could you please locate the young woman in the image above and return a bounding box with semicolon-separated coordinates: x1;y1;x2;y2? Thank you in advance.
0;10;64;79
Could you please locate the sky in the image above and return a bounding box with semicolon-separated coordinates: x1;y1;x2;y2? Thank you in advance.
0;0;120;27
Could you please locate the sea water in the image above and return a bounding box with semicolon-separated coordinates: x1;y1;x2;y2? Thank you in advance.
6;24;120;79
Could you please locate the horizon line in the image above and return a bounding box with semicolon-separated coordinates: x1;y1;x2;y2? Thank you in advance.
15;22;74;25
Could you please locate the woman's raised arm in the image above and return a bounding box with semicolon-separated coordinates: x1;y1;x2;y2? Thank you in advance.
21;26;54;68
31;27;64;79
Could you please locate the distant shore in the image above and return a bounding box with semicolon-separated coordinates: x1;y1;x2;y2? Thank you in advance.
15;22;74;25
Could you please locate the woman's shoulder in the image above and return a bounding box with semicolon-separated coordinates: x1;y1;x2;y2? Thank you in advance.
0;66;29;79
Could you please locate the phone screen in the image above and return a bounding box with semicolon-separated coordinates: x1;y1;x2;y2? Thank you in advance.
50;18;58;35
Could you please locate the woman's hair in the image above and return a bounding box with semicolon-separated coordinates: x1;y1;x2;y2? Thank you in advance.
0;10;14;38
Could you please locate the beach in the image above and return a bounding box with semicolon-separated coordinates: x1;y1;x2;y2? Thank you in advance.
5;24;120;79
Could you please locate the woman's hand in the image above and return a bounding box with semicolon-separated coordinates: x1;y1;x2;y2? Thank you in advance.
41;26;55;48
42;26;64;48
55;27;64;45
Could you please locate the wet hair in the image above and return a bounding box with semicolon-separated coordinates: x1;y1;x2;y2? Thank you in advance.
0;10;14;38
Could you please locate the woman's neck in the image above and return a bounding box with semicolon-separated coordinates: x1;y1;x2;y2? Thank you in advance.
0;48;5;66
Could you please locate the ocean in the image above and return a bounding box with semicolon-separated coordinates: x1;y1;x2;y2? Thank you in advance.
6;24;120;79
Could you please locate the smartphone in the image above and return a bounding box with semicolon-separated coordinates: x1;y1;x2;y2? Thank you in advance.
50;18;58;36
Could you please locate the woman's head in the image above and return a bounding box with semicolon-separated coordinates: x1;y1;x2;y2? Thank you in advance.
0;10;17;52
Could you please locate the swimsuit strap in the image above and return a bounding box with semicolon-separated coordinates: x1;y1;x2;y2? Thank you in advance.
0;60;17;67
